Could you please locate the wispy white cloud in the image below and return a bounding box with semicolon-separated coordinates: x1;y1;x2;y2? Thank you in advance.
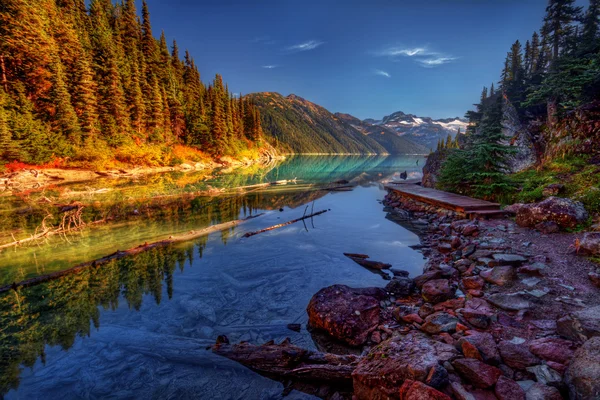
262;65;279;69
285;40;324;52
416;56;458;67
374;45;457;68
374;69;391;78
376;47;434;57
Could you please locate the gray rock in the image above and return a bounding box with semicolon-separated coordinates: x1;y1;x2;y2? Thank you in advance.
421;312;458;334
514;197;589;230
557;305;600;342
525;383;562;400
526;365;562;387
565;337;600;400
489;253;528;266
487;292;532;311
385;276;415;297
579;232;600;256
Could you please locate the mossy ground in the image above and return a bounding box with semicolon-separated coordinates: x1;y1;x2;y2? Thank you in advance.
503;155;600;218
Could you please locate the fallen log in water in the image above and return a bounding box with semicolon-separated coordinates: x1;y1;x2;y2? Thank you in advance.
344;253;391;270
0;213;264;293
211;337;359;384
242;209;329;238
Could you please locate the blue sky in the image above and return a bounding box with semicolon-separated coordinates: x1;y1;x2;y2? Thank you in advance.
143;0;569;119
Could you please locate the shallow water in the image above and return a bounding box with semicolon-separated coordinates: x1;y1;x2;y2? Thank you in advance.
1;155;426;399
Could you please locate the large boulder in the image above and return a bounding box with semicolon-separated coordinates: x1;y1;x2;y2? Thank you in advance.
511;197;588;230
565;337;600;400
557;305;600;342
352;332;459;400
307;285;385;346
421;279;456;304
579;232;600;256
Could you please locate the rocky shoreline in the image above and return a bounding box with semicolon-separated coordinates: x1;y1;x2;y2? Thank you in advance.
212;188;600;400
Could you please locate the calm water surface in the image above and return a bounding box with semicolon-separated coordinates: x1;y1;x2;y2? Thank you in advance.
1;156;425;399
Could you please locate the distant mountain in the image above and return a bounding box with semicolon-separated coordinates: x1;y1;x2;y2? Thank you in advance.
365;111;469;150
249;93;428;155
334;113;429;155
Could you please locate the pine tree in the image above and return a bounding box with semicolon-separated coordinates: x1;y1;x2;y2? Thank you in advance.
438;96;515;199
542;0;582;60
0;89;20;161
530;31;541;75
582;0;600;50
51;58;81;143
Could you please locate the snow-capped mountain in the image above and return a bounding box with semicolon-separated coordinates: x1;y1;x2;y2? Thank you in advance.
364;111;469;150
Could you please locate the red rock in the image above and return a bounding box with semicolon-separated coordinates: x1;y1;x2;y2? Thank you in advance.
494;376;525;400
498;341;540;370
434;297;466;311
456;323;469;332
460;309;492;329
402;313;424;324
399;380;452;400
353;332;459;399
528;337;576;365
457;331;500;365
371;331;382;344
480;266;515;286
462;276;485;290
467;289;484;297
421;279;456;304
452;358;502;388
438;332;454;345
451;236;463;249
462;340;483;360
463;224;479;236
307;285;385;346
469;389;498;400
414;270;446;288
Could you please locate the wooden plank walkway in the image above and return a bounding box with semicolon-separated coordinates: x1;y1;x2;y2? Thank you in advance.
385;182;510;218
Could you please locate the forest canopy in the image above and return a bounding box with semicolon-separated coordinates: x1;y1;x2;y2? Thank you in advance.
0;0;264;168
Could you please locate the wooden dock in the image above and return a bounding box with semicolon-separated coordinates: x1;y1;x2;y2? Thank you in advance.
385;182;510;219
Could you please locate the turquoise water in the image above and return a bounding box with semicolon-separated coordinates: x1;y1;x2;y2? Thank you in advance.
1;155;426;399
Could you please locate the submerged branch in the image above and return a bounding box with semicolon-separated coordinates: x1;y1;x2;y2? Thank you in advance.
0;213;264;293
242;209;330;238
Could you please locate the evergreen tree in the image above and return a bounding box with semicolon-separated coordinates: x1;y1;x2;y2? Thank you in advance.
582;0;600;50
0;89;20;161
542;0;582;60
438;95;515;199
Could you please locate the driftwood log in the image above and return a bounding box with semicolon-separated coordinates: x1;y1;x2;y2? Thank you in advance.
211;337;360;384
343;253;391;270
242;209;329;238
0;213;264;293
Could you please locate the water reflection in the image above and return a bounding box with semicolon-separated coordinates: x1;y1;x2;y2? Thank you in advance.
0;156;425;398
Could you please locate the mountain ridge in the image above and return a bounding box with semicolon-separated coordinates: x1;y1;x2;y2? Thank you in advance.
248;93;429;155
365;111;469;150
